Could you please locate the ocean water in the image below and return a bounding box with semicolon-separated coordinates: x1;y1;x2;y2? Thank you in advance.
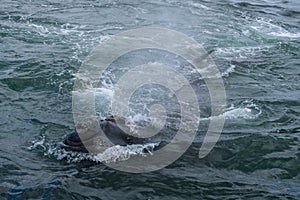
1;0;300;199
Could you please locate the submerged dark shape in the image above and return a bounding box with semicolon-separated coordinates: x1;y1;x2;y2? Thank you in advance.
61;117;150;153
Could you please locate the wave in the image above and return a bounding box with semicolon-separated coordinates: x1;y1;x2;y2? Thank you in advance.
215;45;274;59
250;18;300;39
28;135;159;163
202;99;262;121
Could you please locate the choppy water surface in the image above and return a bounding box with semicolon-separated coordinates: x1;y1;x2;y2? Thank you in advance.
1;0;300;199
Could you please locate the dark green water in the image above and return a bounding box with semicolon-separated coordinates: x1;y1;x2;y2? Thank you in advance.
1;0;300;199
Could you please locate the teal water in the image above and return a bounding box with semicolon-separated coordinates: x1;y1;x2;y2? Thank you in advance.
1;0;300;199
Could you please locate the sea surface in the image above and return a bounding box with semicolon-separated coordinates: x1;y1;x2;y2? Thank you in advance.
1;0;300;199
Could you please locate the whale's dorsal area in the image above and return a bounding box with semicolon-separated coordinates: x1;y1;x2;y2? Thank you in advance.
61;116;150;153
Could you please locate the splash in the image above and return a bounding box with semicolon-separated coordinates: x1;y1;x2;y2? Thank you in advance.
27;135;46;151
223;100;262;120
221;65;236;77
203;99;262;121
28;135;159;163
94;143;159;163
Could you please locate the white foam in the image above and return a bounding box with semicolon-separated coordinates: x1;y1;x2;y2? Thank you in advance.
251;18;300;39
190;2;210;10
216;45;274;58
203;99;262;121
94;143;159;163
29;135;159;163
221;65;236;77
28;135;46;150
268;32;300;38
223;107;253;120
49;142;159;163
94;88;114;99
26;23;49;36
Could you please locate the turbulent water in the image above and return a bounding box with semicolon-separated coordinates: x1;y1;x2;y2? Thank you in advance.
1;0;300;199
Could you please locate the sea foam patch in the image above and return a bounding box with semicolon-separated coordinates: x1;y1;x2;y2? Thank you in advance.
28;135;159;163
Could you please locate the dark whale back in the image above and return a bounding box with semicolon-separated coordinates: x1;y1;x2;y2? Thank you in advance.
62;118;148;152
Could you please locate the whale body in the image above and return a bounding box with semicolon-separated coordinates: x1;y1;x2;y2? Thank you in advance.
62;117;150;153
